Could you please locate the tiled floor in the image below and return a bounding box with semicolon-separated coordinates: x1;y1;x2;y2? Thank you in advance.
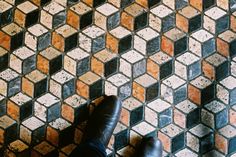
0;0;236;156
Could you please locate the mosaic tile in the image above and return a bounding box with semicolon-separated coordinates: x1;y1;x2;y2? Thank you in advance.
176;6;202;33
7;92;33;122
1;0;236;156
20;116;45;144
215;125;236;154
162;28;187;57
147;51;173;80
10;46;36;74
147;98;172;128
149;4;175;32
120;50;146;78
121;3;147;31
202;100;227;129
22;69;48;98
14;1;39;28
41;1;66;29
190;0;215;12
188;76;215;105
158;123;185;153
188;124;214;153
204;6;229;34
161;74;187;104
67;2;92;29
202;53;229;81
175;100;200;129
0;1;13;26
0;68;21;97
217;30;236;57
175;51;201;80
95;3;119;30
217;76;236;105
6;140;30;156
0;23;24;51
35;93;61;122
189;29;215;58
106;26;132;54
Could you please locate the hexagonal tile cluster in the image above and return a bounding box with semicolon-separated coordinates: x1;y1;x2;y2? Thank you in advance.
0;0;236;156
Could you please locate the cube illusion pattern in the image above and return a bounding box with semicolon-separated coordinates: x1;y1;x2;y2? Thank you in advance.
0;0;236;156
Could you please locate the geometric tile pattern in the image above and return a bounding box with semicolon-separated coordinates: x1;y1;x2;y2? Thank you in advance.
0;0;236;156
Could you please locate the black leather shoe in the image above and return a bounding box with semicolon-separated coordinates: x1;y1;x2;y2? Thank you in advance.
82;95;122;146
134;136;163;157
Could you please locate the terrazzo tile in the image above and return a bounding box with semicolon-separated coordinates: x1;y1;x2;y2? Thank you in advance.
0;115;17;144
121;97;144;127
20;116;45;144
46;117;74;147
6;140;30;156
52;24;78;52
132;121;156;137
133;74;159;102
0;95;6;116
190;0;215;11
202;53;229;81
163;0;188;10
25;24;51;52
50;70;75;99
105;73;131;100
215;125;236;154
175;148;198;157
161;28;187;56
188;76;215;105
